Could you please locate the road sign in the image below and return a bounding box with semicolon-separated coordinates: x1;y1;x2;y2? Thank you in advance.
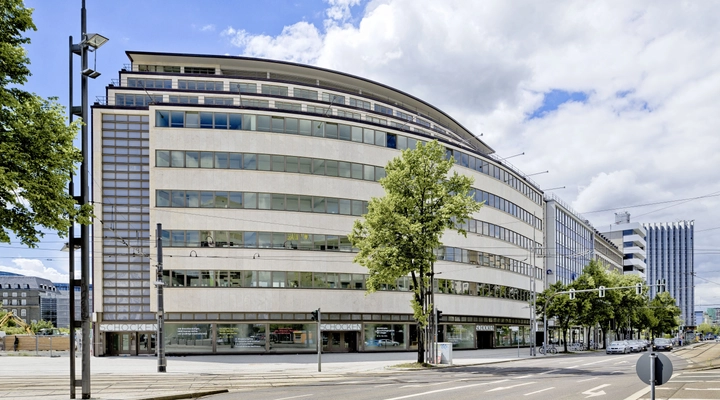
636;352;673;385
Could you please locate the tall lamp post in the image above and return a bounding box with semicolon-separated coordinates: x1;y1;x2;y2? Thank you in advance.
68;1;108;398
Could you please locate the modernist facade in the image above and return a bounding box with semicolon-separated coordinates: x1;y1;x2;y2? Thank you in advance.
593;229;623;274
0;276;59;325
544;194;594;286
91;51;545;356
600;212;647;277
644;221;694;327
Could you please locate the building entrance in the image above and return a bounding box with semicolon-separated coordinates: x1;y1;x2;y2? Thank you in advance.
477;331;494;349
322;331;357;352
106;332;156;356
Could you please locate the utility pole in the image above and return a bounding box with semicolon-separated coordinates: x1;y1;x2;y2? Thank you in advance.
156;223;166;372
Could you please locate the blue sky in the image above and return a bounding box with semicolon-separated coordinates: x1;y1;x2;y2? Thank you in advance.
3;0;720;310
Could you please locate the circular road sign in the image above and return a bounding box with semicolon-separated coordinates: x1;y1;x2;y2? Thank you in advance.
636;352;673;385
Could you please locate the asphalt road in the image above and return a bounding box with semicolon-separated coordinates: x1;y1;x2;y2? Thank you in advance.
204;348;712;400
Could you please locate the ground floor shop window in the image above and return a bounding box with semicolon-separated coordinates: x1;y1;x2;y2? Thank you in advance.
269;323;316;352
495;325;530;347
165;323;212;353
217;323;266;352
364;323;405;350
447;324;475;349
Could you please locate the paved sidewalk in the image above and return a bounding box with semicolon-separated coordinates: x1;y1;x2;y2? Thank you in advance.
0;347;542;399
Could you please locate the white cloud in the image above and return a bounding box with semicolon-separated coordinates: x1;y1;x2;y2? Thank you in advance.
0;259;69;283
200;24;216;32
220;0;720;308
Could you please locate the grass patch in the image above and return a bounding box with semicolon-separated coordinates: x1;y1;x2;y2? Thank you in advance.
390;362;436;369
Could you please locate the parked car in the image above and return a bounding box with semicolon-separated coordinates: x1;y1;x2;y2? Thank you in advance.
653;338;673;351
606;340;631;354
378;339;400;346
627;340;646;352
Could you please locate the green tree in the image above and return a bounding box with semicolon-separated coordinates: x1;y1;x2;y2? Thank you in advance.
0;0;90;247
537;280;576;353
610;273;647;341
648;292;681;338
697;322;713;335
29;319;53;334
572;260;615;349
349;140;481;363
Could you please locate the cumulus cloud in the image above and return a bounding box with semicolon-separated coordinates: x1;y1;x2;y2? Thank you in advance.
0;259;69;283
200;24;215;32
219;0;720;308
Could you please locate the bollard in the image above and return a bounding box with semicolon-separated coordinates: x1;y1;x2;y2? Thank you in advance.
650;353;656;400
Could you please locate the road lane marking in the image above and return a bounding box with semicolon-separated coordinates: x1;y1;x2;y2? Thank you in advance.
685;388;720;390
582;384;610;398
275;395;313;400
581;360;607;366
565;365;579;369
524;387;554;396
578;377;598;382
486;381;536;392
383;379;510;400
374;384;393;388
512;374;534;379
539;369;559;375
623;386;649;400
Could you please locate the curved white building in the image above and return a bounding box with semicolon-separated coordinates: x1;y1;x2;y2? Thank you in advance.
92;52;545;356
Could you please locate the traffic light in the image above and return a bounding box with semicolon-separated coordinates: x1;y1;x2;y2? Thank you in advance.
635;283;642;295
436;309;443;322
657;279;666;293
310;309;319;321
569;289;576;300
598;286;605;298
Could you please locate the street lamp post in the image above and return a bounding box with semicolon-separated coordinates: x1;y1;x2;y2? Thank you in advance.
68;1;108;398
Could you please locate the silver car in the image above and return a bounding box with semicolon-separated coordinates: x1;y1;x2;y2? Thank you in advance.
606;340;630;354
627;340;646;352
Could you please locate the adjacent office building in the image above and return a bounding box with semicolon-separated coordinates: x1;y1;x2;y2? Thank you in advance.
599;212;647;277
544;194;594;286
593;229;623;274
0;276;59;325
91;51;546;356
644;221;694;327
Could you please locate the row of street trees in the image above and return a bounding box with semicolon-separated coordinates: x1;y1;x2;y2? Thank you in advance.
537;260;682;352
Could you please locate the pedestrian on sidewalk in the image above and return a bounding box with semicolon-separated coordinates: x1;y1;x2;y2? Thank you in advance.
14;336;19;351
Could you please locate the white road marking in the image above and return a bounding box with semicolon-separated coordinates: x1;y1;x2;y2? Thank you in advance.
374;384;393;388
274;395;314;400
565;365;579;369
685;388;720;390
383;379;510;400
524;387;555;396
582;384;610;398
578;377;598;382
334;381;365;385
486;381;536;392
539;369;559;375
623;386;649;400
581;359;608;366
513;374;535;379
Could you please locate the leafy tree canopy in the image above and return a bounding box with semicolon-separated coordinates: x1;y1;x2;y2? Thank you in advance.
0;0;90;247
349;140;481;324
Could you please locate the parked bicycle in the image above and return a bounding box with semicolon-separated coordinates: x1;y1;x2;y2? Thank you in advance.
538;343;557;354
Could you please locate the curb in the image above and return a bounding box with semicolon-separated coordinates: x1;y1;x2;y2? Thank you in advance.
137;389;229;400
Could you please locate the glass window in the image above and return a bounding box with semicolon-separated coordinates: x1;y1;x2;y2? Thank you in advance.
338;125;351;141
363;129;374;144
258;193;272;209
185;112;199;128
285;156;298;173
182;151;198;168
298;158;311;174
201;192;214;207
215;192;228;208
214;113;228;129
171;151;184;167
285;118;298;134
313;197;326;213
339;199;351;215
257;115;271;132
312;159;325;175
351;126;363;142
215;153;228;169
374;131;386;146
200;152;213;168
326;198;339;214
228;192;242;208
199;112;213;128
156;150;170;167
257;154;271;171
258;232;272;248
363;165;375;181
243;154;257;170
299;196;312;212
299;119;312;136
325;123;338;139
171;191;184;207
272;117;284;133
271;155;284;172
338;162;351;178
243;114;256;131
156;190;170;207
170;111;184;128
156;111;170;127
285;195;298;211
229;153;242;169
375;167;386;181
351;200;363;216
351;163;363;179
186;191;199;207
243;231;257;248
326;160;338;176
271;194;285;210
229;113;242;130
313;121;324;137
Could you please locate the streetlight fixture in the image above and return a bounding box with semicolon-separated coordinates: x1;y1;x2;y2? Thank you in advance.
68;1;108;398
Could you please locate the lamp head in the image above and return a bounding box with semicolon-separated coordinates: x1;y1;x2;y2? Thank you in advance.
84;33;109;49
